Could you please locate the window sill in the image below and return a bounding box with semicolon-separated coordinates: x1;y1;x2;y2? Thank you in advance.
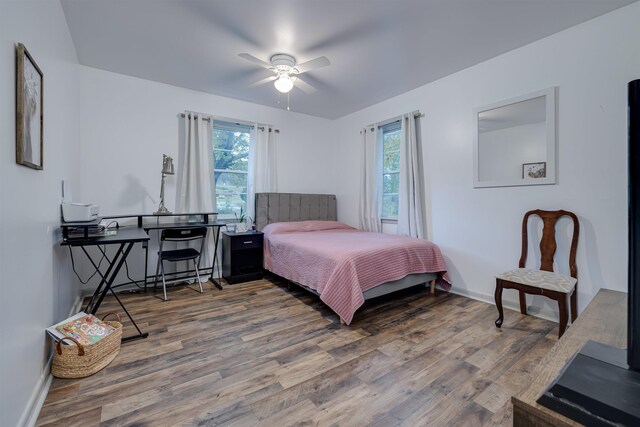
381;218;398;224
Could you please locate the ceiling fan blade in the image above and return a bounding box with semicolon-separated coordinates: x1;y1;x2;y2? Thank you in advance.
248;75;277;88
293;77;317;94
238;53;272;69
295;56;330;74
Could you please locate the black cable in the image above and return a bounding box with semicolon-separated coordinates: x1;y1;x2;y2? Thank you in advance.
94;244;144;292
122;258;144;290
68;221;118;285
68;245;106;285
104;220;145;291
105;220;119;229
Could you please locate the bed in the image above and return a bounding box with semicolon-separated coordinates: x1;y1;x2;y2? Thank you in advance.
256;192;450;324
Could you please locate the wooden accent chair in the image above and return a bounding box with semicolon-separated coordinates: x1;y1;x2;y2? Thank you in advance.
494;210;579;338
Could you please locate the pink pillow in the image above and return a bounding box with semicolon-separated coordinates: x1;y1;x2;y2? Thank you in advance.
263;220;355;237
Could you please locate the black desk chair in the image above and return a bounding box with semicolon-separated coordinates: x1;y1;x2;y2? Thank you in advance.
154;227;207;301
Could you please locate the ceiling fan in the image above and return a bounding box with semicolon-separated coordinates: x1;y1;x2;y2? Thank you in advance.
239;53;330;95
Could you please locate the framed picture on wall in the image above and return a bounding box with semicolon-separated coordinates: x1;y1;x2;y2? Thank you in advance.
16;43;43;170
522;162;546;179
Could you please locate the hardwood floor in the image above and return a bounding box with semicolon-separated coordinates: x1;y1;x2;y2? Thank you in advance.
37;276;557;426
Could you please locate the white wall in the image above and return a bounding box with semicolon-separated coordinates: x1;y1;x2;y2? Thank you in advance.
79;66;336;213
78;67;335;287
333;3;640;319
0;1;82;426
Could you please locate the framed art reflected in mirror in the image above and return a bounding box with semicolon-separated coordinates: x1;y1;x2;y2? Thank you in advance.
522;161;547;179
16;43;43;170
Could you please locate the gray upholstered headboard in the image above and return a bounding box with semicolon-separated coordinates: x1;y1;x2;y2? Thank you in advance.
255;193;337;231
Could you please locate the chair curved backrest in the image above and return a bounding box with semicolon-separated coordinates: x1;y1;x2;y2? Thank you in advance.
158;227;208;258
519;210;579;279
161;227;207;242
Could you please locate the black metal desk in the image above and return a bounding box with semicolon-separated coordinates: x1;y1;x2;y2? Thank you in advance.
96;213;224;289
61;226;150;342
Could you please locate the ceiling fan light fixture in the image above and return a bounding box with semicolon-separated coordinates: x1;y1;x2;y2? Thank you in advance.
274;74;293;93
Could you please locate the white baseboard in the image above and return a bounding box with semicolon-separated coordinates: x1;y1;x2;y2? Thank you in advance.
70;295;84;315
449;286;559;323
19;295;83;427
21;363;53;427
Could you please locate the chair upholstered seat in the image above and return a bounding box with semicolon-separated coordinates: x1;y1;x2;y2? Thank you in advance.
496;268;576;293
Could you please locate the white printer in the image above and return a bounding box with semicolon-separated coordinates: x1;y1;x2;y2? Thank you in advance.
62;203;100;222
60;181;100;222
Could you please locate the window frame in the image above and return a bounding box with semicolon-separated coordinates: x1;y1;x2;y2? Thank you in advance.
212;120;252;220
379;119;402;221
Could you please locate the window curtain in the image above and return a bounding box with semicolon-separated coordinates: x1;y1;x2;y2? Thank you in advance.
247;125;277;221
359;126;382;232
397;112;426;239
175;113;216;278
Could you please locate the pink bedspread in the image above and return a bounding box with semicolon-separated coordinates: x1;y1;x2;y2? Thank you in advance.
263;220;450;324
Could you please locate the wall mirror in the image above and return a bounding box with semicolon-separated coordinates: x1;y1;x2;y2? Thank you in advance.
473;87;556;188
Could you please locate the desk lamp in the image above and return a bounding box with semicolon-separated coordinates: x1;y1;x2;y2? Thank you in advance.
154;154;174;215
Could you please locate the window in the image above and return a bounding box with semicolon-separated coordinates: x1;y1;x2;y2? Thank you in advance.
381;121;401;219
212;120;252;218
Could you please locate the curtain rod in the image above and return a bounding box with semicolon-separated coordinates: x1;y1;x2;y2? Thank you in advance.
363;111;424;132
180;113;212;122
257;126;280;133
179;113;279;133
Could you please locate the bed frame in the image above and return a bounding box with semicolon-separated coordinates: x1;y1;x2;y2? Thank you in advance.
255;192;437;322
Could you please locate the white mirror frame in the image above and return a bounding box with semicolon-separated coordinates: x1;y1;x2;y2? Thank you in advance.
473;87;557;188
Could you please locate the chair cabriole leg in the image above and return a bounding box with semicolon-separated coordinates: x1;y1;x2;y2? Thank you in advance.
518;291;527;315
558;295;569;338
495;280;504;328
570;289;578;322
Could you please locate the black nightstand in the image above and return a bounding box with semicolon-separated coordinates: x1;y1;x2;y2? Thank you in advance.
221;230;264;284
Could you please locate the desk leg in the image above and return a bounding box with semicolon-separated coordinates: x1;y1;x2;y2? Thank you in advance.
89;243;131;314
143;237;149;292
108;288;148;342
82;244;125;313
209;226;223;290
81;242;149;342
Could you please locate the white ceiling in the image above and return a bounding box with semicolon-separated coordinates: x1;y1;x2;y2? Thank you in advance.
60;0;636;119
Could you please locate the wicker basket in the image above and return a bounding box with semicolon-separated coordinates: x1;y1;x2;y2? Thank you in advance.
51;313;122;379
